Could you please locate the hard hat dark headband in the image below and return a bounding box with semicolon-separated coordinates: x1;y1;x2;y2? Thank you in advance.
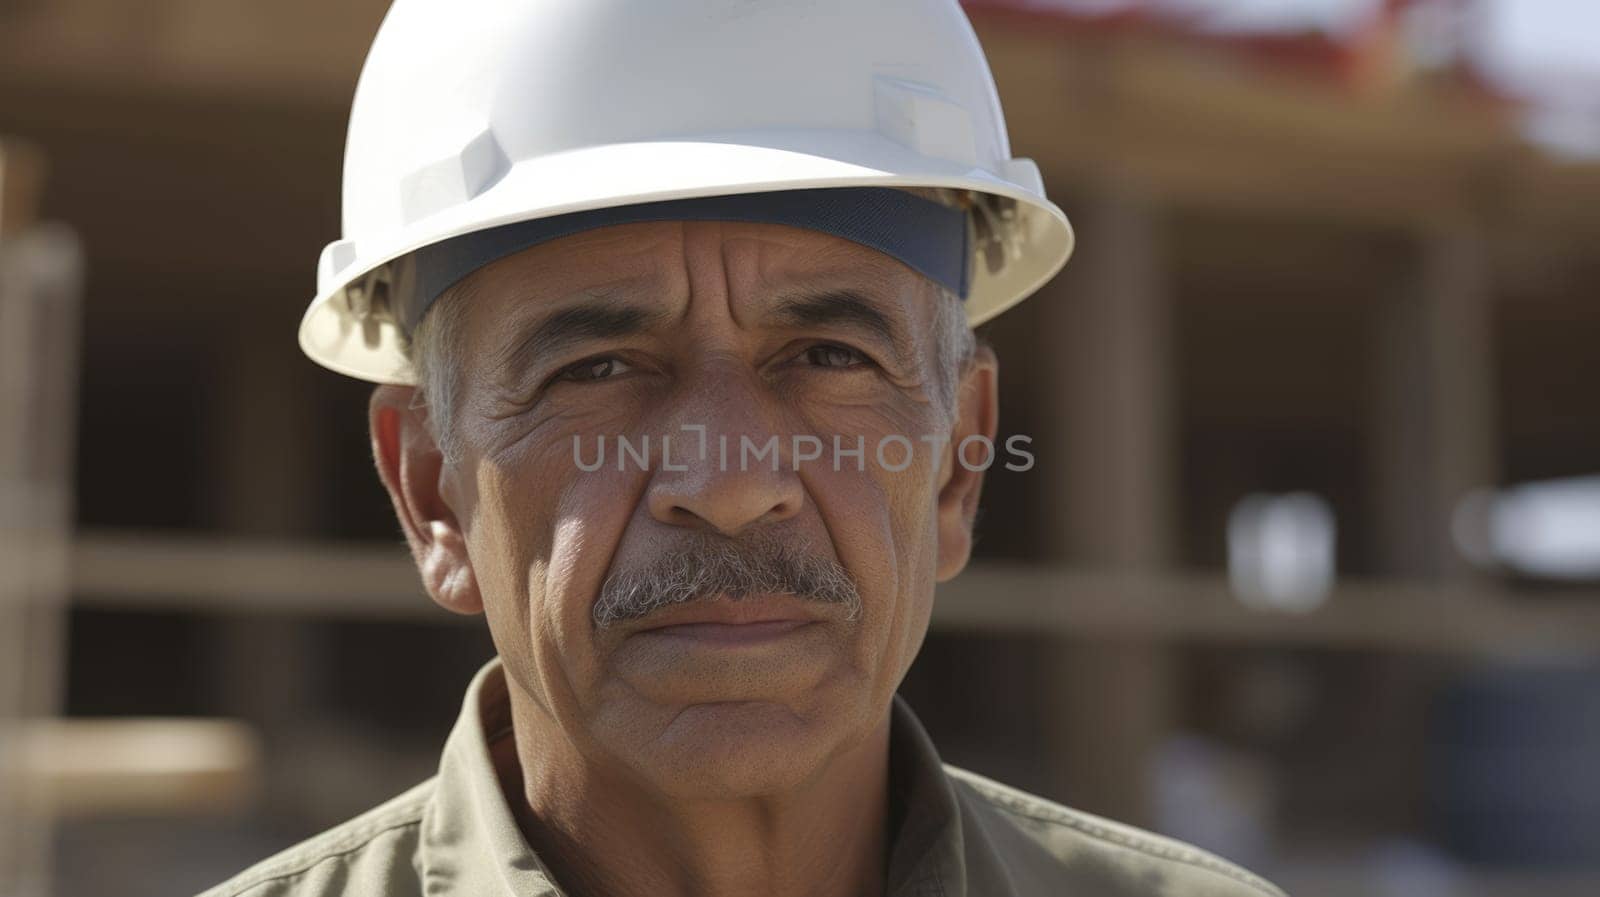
399;187;970;330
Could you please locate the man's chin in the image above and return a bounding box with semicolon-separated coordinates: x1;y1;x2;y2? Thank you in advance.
634;699;842;798
606;617;842;694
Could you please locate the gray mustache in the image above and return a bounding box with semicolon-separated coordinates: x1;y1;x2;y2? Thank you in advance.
593;531;861;628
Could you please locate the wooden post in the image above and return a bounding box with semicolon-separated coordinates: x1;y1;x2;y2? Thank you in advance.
1372;221;1497;580
0;139;84;897
201;321;323;819
1035;181;1177;826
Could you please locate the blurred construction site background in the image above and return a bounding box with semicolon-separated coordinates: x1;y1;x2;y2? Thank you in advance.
2;1;1599;896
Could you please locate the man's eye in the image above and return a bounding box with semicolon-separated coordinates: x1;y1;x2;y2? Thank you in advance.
804;344;867;369
555;356;631;383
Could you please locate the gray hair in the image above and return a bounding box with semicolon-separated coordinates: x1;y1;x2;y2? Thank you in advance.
405;188;979;464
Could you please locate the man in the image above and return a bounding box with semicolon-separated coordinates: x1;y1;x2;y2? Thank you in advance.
205;1;1285;895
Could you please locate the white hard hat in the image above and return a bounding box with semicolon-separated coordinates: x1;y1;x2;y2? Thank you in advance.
300;0;1075;384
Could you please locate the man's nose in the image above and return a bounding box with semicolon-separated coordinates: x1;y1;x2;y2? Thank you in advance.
645;375;804;536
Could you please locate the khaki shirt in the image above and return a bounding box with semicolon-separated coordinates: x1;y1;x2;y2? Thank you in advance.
200;659;1285;897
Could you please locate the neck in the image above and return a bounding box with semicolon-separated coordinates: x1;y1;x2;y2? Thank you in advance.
493;691;892;897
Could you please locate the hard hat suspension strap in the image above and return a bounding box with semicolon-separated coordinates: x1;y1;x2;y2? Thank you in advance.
394;187;971;332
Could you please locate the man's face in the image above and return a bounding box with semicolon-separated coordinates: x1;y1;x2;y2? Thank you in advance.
374;219;995;798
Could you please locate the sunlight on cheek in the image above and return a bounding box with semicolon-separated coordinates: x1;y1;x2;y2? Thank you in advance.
545;514;590;600
530;513;597;666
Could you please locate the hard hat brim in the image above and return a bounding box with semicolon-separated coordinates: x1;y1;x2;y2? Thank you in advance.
300;130;1074;384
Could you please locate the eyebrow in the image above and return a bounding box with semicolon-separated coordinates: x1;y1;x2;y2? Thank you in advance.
493;297;665;381
770;289;912;365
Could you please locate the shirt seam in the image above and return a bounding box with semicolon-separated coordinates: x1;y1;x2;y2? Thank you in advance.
209;812;427;896
961;779;1284;897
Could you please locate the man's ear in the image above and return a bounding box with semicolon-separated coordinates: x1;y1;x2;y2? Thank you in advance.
935;344;999;582
369;385;482;615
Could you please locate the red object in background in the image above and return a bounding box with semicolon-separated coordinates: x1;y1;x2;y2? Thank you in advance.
958;0;1473;92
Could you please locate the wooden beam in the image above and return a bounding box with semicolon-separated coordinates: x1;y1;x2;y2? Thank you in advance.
65;531;1600;657
977;25;1520;232
16;718;260;818
0;0;387;104
71;530;428;618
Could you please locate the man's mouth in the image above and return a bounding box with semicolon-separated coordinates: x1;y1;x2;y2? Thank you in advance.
632;594;829;646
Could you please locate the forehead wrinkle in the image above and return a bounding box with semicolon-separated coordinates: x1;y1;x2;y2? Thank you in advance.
472;224;683;301
750;231;903;286
467;226;690;373
729;223;920;306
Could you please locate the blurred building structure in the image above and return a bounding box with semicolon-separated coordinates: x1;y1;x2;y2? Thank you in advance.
1;1;1599;896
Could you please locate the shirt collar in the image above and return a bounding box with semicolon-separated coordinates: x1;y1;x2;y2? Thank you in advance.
419;657;983;897
419;659;563;896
